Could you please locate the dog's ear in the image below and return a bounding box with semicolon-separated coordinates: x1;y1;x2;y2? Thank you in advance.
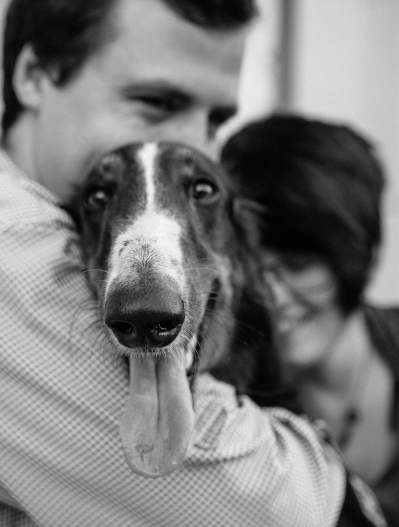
232;197;268;249
233;198;268;221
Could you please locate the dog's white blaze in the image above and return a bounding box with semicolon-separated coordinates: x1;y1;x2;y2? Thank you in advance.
138;142;158;210
106;213;184;294
106;143;185;295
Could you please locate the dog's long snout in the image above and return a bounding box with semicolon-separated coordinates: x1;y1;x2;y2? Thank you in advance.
105;283;185;348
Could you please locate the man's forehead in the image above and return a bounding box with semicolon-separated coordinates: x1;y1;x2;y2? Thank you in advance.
106;0;248;98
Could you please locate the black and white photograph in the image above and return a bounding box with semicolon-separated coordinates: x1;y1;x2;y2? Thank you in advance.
0;1;398;525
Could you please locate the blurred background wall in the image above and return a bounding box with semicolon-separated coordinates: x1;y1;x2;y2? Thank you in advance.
0;0;398;302
238;0;399;303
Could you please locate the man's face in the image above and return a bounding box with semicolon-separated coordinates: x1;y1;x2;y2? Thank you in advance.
31;0;247;200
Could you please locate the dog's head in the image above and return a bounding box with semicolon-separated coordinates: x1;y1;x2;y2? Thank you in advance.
69;142;256;476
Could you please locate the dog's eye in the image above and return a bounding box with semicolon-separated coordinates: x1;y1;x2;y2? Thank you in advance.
84;188;113;212
192;179;219;203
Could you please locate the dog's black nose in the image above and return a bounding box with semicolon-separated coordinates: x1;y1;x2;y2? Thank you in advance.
105;283;185;348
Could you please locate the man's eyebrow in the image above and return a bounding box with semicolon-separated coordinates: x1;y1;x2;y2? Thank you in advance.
119;83;237;116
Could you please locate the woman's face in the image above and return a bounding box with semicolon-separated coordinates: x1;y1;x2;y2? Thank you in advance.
261;250;347;373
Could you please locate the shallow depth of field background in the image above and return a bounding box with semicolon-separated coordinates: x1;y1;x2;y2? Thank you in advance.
0;0;398;302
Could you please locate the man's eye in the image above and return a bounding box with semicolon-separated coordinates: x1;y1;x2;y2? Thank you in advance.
136;96;178;114
191;179;220;203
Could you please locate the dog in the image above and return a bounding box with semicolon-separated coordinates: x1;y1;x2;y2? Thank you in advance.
67;141;277;477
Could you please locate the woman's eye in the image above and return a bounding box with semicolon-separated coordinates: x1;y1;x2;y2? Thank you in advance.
281;254;320;272
84;188;112;212
191;179;220;202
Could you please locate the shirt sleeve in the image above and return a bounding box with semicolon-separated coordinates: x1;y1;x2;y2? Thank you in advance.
0;203;347;527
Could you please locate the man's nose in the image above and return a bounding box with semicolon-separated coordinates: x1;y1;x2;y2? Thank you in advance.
165;111;217;159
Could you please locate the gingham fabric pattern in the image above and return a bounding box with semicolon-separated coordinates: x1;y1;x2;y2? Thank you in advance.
0;150;345;527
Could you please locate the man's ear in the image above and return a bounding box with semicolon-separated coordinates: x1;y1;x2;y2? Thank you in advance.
12;44;48;110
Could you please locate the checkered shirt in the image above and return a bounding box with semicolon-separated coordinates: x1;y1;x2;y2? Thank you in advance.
0;150;345;527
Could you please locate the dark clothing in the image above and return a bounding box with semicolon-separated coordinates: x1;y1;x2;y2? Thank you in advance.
364;305;399;526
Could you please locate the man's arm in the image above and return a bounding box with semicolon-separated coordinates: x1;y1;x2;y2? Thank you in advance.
0;169;379;527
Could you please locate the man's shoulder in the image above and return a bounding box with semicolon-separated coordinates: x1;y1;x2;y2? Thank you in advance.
0;149;73;231
0;149;83;296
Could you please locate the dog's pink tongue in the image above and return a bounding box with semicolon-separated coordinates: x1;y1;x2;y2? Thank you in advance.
119;353;194;477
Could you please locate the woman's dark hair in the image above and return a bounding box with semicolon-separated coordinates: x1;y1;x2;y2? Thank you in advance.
2;0;256;134
221;114;386;312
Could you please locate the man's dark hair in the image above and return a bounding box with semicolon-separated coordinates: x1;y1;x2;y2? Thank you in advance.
2;0;256;134
221;114;386;312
